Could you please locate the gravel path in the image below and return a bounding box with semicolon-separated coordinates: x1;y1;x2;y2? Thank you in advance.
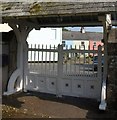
2;91;116;119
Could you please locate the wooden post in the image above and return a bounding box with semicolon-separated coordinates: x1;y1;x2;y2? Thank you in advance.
4;23;32;95
57;44;63;97
98;14;112;110
23;41;29;92
98;45;102;81
4;24;23;95
20;26;33;92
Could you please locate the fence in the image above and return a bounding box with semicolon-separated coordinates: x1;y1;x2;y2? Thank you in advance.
26;44;103;100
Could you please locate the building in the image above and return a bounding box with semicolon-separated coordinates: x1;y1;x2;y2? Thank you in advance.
27;28;62;61
27;28;103;62
62;30;103;50
27;28;62;47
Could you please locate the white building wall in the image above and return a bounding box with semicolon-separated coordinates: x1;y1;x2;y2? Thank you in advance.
27;28;62;48
72;40;89;50
73;40;89;57
27;28;62;61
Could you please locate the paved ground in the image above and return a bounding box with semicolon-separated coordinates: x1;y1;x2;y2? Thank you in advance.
2;91;116;119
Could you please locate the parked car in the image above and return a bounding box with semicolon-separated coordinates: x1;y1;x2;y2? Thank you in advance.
93;55;104;71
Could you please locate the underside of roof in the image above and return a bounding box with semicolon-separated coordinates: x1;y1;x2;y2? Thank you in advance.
1;1;117;27
62;31;103;41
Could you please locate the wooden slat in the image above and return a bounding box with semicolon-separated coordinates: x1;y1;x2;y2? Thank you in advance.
63;49;98;54
28;48;58;52
1;2;116;18
28;44;101;77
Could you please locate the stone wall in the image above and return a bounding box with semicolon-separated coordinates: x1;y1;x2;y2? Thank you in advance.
107;43;117;110
8;32;17;78
1;42;9;94
108;28;117;83
2;31;17;93
107;28;117;85
108;28;117;43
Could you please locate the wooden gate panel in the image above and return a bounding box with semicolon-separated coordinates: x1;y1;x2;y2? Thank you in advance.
27;44;103;100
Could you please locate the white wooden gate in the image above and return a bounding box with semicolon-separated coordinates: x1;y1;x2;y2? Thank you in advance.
25;44;103;100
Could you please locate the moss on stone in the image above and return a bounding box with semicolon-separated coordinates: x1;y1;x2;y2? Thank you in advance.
30;3;41;14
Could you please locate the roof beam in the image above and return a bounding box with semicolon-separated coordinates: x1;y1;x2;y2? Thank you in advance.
3;19;40;29
3;17;117;28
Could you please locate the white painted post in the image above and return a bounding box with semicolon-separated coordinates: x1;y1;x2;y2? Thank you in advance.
57;44;63;97
98;45;102;80
4;24;32;95
4;24;23;95
23;41;29;92
83;45;85;74
70;45;72;74
97;45;102;101
23;27;33;92
38;44;40;74
99;14;112;110
30;44;33;71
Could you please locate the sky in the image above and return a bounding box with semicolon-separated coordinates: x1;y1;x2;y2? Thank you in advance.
0;23;104;33
65;26;117;32
65;27;103;32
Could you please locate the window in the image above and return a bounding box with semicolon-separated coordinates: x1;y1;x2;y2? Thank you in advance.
78;84;81;88
81;41;84;46
81;42;85;51
90;85;94;89
93;42;96;47
62;41;66;47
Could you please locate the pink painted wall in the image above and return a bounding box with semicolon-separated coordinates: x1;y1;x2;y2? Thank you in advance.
89;40;103;50
89;40;103;56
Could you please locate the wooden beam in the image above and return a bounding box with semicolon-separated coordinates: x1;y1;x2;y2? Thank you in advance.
4;18;102;27
4;19;40;29
99;14;112;111
4;15;117;28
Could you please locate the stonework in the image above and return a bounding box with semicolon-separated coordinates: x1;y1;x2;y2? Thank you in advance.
2;31;17;93
108;29;117;43
8;32;17;78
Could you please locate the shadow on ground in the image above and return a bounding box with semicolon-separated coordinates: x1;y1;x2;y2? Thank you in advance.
2;91;117;119
2;92;25;108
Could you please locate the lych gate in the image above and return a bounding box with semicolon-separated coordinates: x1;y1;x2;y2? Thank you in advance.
27;44;103;100
1;1;117;110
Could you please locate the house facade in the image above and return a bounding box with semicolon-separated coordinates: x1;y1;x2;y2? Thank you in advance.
89;40;103;50
62;30;103;50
